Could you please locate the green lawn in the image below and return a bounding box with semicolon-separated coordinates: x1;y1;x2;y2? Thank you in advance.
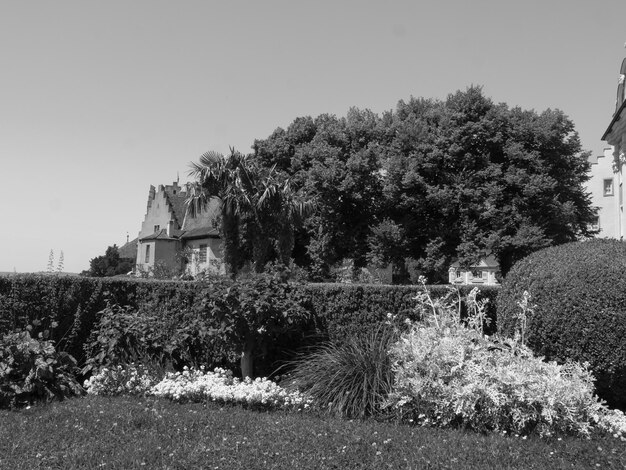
1;396;625;469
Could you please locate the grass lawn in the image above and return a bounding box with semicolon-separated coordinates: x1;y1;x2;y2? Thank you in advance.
1;396;625;469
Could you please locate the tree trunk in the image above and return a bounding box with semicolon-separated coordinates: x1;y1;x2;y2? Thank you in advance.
252;232;272;273
222;212;240;277
240;335;255;379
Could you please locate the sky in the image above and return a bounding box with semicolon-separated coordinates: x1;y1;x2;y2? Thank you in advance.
1;0;625;273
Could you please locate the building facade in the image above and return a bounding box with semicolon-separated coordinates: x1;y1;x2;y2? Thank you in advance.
586;148;621;238
599;57;626;240
135;181;224;276
448;255;500;286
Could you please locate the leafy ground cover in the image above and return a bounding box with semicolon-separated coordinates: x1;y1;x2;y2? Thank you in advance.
1;395;625;470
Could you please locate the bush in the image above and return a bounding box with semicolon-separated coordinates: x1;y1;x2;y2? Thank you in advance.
496;239;626;409
288;322;399;419
0;324;83;408
387;283;626;438
83;274;315;379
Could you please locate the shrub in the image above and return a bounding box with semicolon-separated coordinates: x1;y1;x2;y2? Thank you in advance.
288;322;399;419
387;283;626;438
496;239;626;409
82;297;235;377
0;324;83;408
83;274;315;379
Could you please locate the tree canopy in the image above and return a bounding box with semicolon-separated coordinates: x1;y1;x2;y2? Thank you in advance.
84;245;134;277
251;86;597;282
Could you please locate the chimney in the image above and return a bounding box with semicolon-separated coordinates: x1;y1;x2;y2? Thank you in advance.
167;220;174;237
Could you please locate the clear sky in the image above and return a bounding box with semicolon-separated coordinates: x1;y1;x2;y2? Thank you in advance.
1;0;625;273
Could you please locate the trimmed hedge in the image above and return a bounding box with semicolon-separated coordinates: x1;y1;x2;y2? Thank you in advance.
497;239;626;410
0;274;204;368
0;274;499;377
304;283;500;340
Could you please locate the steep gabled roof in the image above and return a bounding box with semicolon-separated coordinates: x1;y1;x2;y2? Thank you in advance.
164;190;188;229
450;255;499;269
118;238;138;259
180;226;220;240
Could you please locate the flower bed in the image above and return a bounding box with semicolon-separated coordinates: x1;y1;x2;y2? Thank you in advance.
85;365;312;411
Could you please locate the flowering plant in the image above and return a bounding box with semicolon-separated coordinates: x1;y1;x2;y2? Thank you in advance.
85;364;312;411
149;367;312;411
385;282;626;438
83;363;159;396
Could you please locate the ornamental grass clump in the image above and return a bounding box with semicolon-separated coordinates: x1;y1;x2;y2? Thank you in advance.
386;280;626;438
288;322;398;419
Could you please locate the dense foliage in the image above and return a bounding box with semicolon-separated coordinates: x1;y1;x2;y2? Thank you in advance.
253;87;596;281
497;239;626;410
288;280;626;438
0;274;203;367
304;282;499;339
0;325;83;408
0;274;499;378
388;316;611;437
82;245;134;277
82;274;314;379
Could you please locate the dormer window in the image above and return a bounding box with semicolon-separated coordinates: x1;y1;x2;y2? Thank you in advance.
154;224;160;233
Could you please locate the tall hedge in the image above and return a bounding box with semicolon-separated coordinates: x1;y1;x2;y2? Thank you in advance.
0;274;203;367
497;239;626;409
0;274;499;376
304;283;500;340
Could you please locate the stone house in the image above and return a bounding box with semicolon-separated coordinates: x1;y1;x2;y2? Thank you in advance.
135;181;223;276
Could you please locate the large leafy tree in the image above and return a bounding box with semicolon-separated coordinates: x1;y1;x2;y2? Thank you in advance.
253;87;597;282
254;110;386;279
380;86;597;280
84;245;134;277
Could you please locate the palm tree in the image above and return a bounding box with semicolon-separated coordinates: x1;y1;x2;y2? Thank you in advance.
186;148;316;378
186;148;255;277
186;148;316;275
256;175;316;269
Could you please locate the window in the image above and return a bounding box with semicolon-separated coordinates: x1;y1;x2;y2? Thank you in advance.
604;179;614;196
471;269;483;279
145;245;151;263
154;224;160;233
199;244;207;263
